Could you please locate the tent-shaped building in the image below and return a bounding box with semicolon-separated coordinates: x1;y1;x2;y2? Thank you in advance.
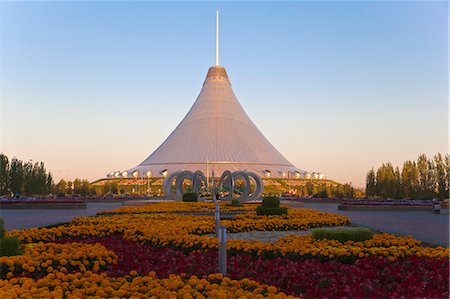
108;13;323;180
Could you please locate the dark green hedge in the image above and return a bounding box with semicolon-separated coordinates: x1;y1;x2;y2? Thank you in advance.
0;237;21;256
256;206;288;216
262;196;280;208
0;219;4;239
312;227;374;243
182;192;198;202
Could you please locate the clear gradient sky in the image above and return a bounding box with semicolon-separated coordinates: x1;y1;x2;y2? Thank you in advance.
1;1;448;188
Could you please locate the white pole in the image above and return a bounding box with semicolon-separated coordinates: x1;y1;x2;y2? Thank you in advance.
216;10;219;66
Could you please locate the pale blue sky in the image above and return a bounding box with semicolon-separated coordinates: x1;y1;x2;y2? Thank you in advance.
1;1;447;187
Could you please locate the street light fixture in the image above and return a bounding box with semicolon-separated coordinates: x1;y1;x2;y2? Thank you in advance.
132;171;139;195
146;171;152;195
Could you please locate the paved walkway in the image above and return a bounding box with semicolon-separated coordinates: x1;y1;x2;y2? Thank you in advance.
0;202;123;230
286;201;449;246
210;226;354;243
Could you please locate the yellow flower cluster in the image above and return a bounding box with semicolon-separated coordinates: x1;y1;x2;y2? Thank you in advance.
0;242;117;279
0;271;297;299
98;202;256;215
226;209;349;232
10;209;349;244
272;233;449;260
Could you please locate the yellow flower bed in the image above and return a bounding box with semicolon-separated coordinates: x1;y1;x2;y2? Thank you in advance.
98;202;257;215
272;233;449;260
10;209;349;243
6;204;448;261
0;271;297;299
0;242;117;279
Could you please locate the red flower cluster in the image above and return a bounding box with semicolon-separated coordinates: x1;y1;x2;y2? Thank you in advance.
59;235;449;298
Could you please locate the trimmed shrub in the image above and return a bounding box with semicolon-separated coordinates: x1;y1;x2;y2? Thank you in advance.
312;227;374;243
231;199;240;205
262;196;280;208
0;219;5;239
182;192;198;202
0;237;21;256
256;206;288;216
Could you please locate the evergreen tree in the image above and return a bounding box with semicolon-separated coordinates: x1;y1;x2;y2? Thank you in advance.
365;168;376;197
417;154;435;199
0;154;10;196
445;154;450;197
394;166;402;199
434;153;446;199
9;158;24;196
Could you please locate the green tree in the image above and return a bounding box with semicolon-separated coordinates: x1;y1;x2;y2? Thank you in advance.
103;182;111;194
401;160;418;199
342;183;355;198
445;154;450;198
376;163;396;198
417;154;435;199
394;166;402;199
56;179;67;196
365;168;376;197
434;153;447;199
305;182;313;197
66;181;73;195
46;173;53;195
111;182;118;195
73;178;82;195
0;154;10;196
9;158;24;196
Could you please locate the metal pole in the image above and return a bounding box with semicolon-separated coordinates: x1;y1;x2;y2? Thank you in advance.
216;10;219;66
218;225;227;276
212;171;220;238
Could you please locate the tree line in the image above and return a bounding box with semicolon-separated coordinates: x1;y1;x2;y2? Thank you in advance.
366;153;449;200
0;154;97;197
53;178;96;197
295;182;357;198
0;154;53;197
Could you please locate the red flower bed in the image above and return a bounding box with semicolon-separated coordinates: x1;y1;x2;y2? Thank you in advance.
58;235;449;298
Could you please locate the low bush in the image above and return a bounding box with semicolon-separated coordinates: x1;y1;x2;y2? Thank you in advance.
312;227;374;243
0;237;21;256
262;196;280;208
182;192;198;202
256;206;288;216
231;199;240;205
0;219;5;238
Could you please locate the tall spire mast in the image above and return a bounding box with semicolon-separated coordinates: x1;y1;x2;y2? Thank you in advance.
215;10;219;66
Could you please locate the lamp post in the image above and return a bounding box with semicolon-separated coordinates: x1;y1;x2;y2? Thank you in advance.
212;170;227;276
146;171;152;196
133;171;139;195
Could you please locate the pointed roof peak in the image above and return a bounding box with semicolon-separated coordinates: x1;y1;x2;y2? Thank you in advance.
204;65;229;84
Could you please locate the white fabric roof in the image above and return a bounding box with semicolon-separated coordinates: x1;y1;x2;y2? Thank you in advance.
122;66;307;179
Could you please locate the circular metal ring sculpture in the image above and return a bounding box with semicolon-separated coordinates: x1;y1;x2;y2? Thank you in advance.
162;171;181;200
230;171;251;202
192;170;207;194
218;170;233;201
174;170;195;200
245;171;264;201
162;170;264;201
